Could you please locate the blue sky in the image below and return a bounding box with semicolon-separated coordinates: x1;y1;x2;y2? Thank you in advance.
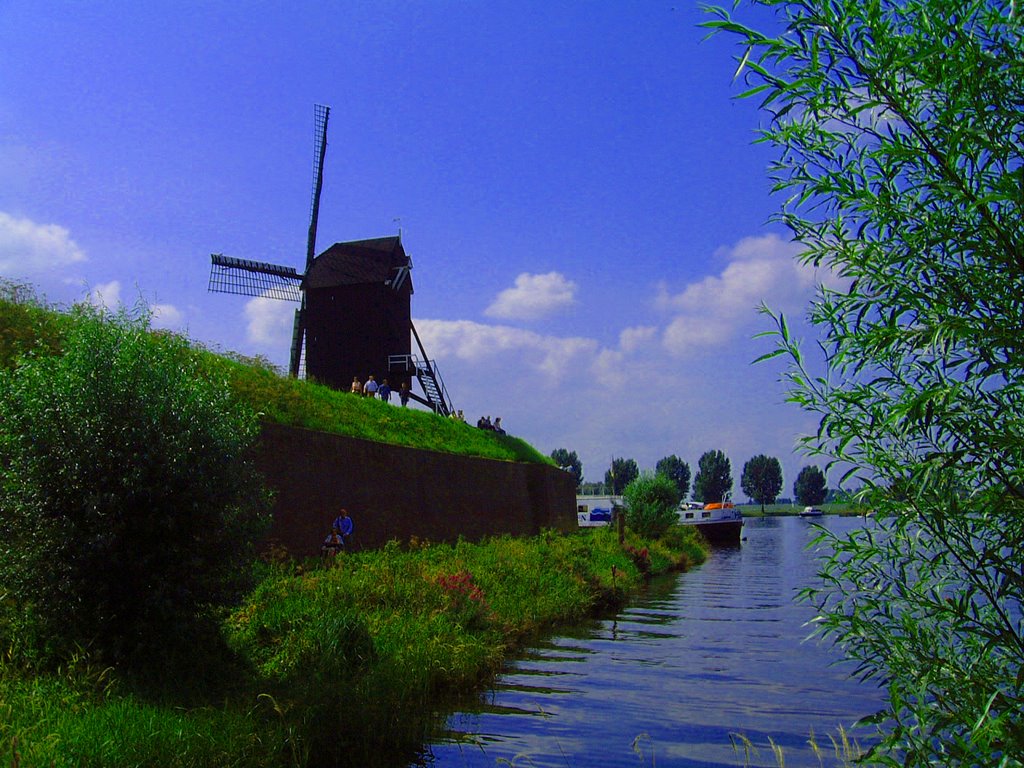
0;1;837;496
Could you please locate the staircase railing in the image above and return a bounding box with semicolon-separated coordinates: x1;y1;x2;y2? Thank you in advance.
387;353;453;416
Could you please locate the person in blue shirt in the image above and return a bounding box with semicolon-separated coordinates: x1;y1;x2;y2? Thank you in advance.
332;508;354;549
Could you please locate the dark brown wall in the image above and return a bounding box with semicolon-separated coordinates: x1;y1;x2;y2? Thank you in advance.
305;283;412;392
254;422;577;556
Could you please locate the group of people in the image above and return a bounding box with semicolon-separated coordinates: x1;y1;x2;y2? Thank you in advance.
321;508;354;561
350;375;411;406
476;415;505;435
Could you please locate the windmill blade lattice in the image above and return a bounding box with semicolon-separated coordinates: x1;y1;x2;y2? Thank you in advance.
208;254;303;301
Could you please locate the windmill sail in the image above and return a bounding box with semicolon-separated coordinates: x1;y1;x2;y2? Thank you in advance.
208;254;302;301
290;103;331;377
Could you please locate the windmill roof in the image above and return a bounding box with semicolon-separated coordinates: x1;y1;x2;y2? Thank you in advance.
305;236;413;289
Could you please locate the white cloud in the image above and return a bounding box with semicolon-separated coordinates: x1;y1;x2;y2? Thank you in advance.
409;233;834;494
415;318;597;383
88;280;122;310
0;211;86;274
656;233;829;357
151;303;184;328
484;271;577;321
619;325;657;353
245;295;295;346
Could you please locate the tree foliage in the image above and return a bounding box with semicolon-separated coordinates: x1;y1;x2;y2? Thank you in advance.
793;465;827;507
693;450;732;504
605;457;639;495
707;0;1024;762
550;448;583;491
655;455;691;503
0;305;270;666
741;454;783;512
622;472;679;540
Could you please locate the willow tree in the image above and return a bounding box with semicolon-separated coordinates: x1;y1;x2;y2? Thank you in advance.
705;0;1023;763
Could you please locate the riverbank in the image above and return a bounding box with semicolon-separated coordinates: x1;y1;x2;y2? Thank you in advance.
738;502;866;517
0;525;706;768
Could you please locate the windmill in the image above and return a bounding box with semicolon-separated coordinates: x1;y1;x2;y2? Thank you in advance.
207;104;453;415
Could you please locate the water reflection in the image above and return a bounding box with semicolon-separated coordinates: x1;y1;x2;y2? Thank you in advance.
418;516;884;768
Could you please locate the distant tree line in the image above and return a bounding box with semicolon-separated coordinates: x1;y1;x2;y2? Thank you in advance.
552;447;835;509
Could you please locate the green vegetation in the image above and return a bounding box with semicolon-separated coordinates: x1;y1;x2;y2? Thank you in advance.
708;0;1023;762
793;465;827;507
0;303;269;668
605;456;639;495
740;455;784;513
739;502;864;517
549;447;583;490
0;279;708;766
693;449;733;504
655;454;691;503
623;472;680;539
1;527;706;767
0;280;550;466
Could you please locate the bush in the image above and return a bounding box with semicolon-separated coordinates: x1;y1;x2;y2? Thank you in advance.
0;305;270;666
622;472;679;539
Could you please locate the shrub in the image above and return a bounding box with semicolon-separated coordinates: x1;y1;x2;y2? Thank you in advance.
0;305;270;666
622;472;679;539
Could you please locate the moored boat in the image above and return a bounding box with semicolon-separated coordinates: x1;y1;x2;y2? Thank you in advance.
678;501;743;544
576;495;622;527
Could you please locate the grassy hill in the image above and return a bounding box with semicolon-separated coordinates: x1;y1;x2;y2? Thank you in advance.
0;280;551;465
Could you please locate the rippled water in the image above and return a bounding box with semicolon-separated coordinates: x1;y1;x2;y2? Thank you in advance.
417;516;885;768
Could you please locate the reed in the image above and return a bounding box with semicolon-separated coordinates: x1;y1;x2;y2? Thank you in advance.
729;725;866;767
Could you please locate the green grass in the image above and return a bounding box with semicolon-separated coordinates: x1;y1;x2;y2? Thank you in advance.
2;526;707;767
0;280;550;465
208;353;550;463
739;502;868;517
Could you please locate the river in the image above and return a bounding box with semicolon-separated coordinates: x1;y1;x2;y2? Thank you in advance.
414;515;885;768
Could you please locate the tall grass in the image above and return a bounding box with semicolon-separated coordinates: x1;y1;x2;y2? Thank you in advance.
729;726;866;767
2;526;706;767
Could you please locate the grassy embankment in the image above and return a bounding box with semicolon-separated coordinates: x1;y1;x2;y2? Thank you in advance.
2;527;706;767
739;502;867;517
0;286;709;767
0;283;550;465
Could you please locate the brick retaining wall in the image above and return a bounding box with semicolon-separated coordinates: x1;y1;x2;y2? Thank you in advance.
254;422;577;556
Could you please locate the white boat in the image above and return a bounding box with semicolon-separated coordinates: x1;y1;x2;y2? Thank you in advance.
576;495;622;527
799;506;824;517
678;501;743;544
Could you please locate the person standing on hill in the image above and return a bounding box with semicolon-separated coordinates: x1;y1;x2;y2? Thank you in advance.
399;382;410;407
378;378;392;403
364;375;379;398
